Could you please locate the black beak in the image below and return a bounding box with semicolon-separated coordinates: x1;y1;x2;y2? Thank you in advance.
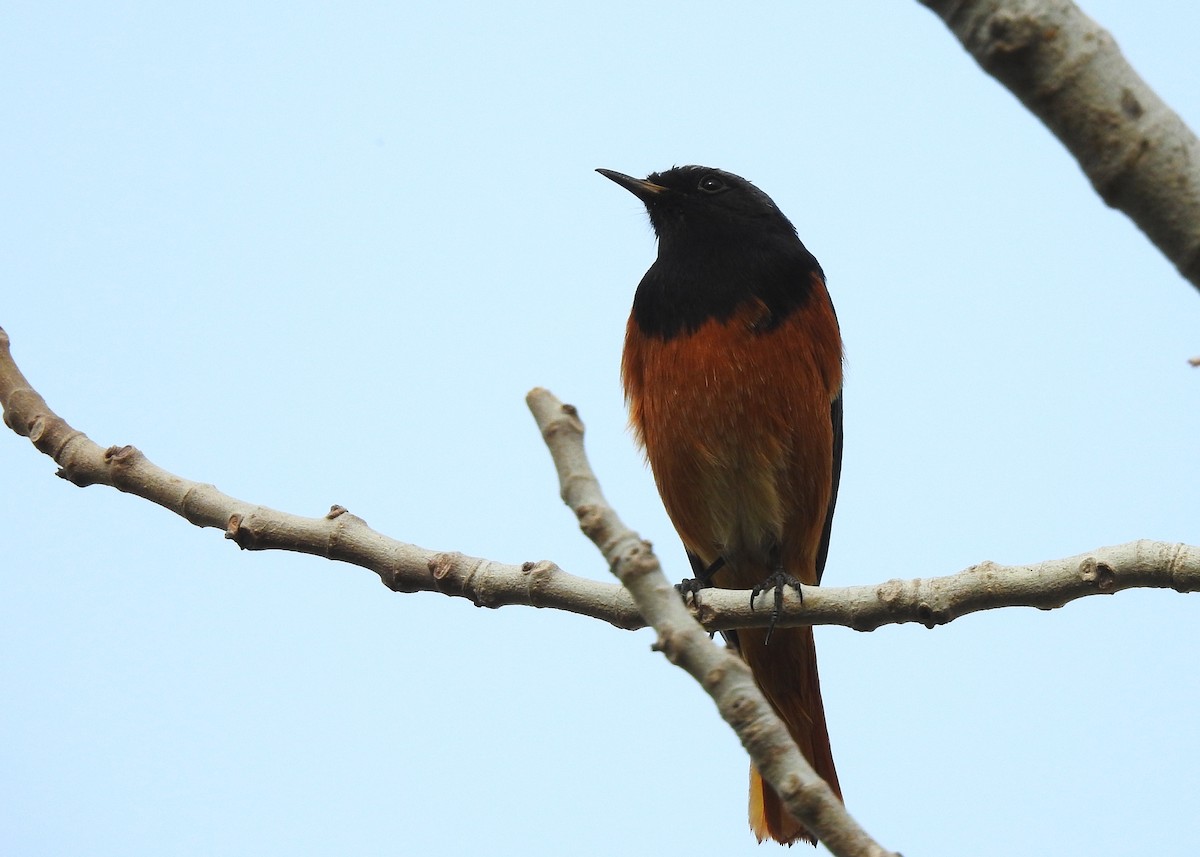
596;169;667;203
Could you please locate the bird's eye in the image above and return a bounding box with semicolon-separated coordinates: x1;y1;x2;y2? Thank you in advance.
698;175;726;194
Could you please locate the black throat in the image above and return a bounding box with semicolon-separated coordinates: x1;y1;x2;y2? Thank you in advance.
631;237;824;341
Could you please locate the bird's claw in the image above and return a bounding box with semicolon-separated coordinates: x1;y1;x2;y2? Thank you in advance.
675;577;706;605
677;554;727;605
750;570;804;644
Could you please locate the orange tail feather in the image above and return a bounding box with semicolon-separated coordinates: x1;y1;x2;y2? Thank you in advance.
739;625;840;846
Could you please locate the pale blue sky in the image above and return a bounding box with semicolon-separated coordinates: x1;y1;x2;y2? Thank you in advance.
2;2;1198;855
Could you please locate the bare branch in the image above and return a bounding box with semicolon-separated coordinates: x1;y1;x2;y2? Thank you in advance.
695;540;1200;632
526;387;898;857
4;325;1195;850
0;326;643;630
918;0;1200;292
2;327;1195;639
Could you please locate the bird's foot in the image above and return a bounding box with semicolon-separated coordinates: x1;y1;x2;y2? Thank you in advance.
675;577;707;604
750;569;804;644
676;555;726;603
677;556;728;640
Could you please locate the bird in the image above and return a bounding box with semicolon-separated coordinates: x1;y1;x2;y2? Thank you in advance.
598;165;844;846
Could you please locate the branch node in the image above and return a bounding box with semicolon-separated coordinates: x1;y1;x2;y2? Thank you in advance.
778;773;826;822
519;560;556;605
652;627;687;664
613;540;661;586
27;414;47;442
100;443;142;490
875;578;905;607
916;601;938;628
1120;88;1145;120
1079;556;1117;591
49;430;98;485
1165;542;1192;593
539;404;585;444
225;513;253;550
724;691;760;733
985;7;1044;58
428;551;460;586
700;661;729;692
326;505;348;519
576;502;605;540
104;444;135;464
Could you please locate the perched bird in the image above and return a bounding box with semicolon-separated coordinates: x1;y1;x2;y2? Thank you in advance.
598;165;844;845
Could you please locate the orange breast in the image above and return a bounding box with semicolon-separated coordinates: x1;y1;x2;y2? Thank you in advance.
622;272;842;588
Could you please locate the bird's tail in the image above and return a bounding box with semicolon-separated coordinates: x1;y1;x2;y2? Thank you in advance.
737;625;840;846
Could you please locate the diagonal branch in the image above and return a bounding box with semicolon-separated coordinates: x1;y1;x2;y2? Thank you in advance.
525;387;898;857
0;326;643;630
918;0;1200;293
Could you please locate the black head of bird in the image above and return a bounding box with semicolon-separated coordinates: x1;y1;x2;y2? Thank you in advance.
597;165;823;339
596;165;800;253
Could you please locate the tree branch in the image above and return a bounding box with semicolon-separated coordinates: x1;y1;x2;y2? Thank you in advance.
696;539;1200;631
2;326;1195;639
525;387;897;857
918;0;1200;293
4;326;1196;851
0;326;643;630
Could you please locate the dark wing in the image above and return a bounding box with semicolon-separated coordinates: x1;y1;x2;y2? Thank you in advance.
814;391;842;584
